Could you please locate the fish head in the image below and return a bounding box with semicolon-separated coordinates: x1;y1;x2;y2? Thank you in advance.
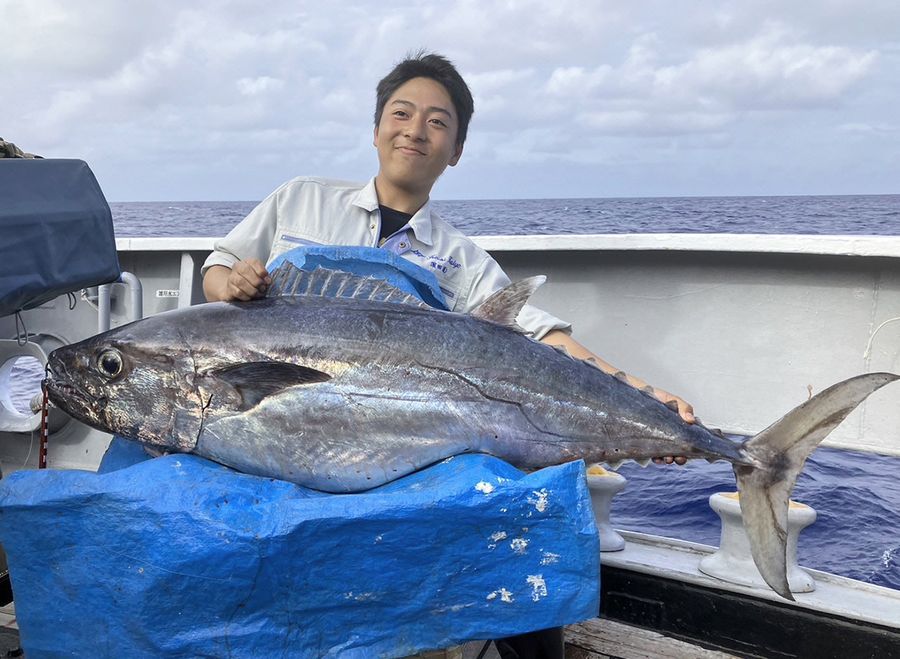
44;332;205;452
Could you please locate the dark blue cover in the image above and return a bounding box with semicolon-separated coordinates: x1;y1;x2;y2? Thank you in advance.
0;159;120;318
0;446;599;657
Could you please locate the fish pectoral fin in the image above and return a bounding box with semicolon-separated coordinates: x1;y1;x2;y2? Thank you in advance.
471;276;546;332
212;361;332;410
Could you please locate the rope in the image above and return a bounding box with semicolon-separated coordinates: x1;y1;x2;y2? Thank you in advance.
39;371;49;469
863;316;900;361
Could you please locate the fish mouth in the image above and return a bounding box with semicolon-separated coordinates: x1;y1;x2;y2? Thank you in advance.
43;358;99;416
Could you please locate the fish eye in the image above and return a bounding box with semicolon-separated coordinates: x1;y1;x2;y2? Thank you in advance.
97;349;123;378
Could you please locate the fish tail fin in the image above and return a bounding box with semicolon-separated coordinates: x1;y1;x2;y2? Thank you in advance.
734;372;898;600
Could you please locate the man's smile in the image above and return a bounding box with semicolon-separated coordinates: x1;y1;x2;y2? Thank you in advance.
396;145;426;156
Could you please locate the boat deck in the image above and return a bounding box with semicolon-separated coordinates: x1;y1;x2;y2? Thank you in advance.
0;603;19;656
563;618;740;658
459;619;741;659
0;607;742;659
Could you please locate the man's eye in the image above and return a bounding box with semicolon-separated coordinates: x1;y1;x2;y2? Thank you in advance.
393;111;408;118
430;119;447;127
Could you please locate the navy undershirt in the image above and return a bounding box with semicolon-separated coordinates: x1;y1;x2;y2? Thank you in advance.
378;205;412;243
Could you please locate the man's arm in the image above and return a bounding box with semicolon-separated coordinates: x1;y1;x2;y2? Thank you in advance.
540;329;692;465
203;260;272;302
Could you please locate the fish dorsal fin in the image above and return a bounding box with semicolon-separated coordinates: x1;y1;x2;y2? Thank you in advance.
213;361;332;411
267;262;430;308
471;276;546;331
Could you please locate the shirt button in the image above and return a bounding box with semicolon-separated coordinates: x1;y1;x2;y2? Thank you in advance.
399;242;407;248
370;223;376;230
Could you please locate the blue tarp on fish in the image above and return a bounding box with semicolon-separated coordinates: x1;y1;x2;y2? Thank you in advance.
267;245;449;310
0;245;599;655
0;441;599;657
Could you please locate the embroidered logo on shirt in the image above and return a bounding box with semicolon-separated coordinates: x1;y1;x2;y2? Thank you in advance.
409;249;462;275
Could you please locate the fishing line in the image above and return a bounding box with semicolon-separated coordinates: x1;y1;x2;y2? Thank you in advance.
14;311;27;346
23;427;34;468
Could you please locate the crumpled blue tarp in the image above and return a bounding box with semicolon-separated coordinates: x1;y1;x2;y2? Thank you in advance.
0;442;599;657
267;245;449;310
0;244;600;656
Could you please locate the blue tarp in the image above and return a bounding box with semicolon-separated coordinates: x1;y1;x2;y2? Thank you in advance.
0;443;599;657
0;159;120;318
0;245;599;656
267;245;449;310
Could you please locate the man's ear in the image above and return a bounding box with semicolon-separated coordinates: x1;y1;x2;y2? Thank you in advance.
373;126;379;147
449;142;464;167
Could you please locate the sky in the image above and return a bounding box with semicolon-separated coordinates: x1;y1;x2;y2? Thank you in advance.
2;0;898;201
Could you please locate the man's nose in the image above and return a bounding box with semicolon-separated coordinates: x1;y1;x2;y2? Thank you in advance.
404;117;427;141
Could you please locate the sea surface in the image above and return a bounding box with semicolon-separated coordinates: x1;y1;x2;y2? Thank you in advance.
7;193;900;592
108;193;900;237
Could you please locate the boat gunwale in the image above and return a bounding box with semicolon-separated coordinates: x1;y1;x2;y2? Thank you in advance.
115;233;900;258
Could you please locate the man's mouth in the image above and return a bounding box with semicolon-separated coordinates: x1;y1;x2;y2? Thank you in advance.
396;145;425;156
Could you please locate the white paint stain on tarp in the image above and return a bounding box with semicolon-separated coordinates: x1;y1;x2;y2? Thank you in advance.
486;588;514;603
526;575;548;602
344;591;376;601
510;537;529;554
527;488;549;513
475;481;494;494
488;530;508;549
540;552;560;566
432;603;474;614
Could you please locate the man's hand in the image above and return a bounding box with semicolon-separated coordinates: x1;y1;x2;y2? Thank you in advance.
640;384;695;425
540;330;695;423
539;330;693;466
203;260;272;302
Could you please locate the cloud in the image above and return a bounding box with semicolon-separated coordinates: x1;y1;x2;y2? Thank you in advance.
655;25;877;109
838;122;899;133
0;0;895;199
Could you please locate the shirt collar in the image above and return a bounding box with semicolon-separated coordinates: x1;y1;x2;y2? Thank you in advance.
353;177;435;246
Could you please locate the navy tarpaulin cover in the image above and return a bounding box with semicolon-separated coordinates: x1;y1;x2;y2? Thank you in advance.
0;159;120;318
0;245;599;656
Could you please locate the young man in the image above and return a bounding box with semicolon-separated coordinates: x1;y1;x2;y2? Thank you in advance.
202;52;694;426
201;52;691;659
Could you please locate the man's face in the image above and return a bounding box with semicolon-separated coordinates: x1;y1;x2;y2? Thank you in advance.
374;76;463;198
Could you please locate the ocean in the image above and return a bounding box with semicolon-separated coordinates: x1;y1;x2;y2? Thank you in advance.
108;193;900;237
9;193;900;591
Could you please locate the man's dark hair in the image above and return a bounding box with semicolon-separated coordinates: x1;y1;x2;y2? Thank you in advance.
375;51;475;147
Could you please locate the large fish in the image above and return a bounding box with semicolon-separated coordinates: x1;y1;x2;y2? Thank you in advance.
44;263;897;600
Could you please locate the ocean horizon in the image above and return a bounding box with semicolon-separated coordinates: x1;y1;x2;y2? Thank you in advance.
109;193;900;239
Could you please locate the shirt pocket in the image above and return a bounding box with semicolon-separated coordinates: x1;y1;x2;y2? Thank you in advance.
429;267;465;310
270;232;324;261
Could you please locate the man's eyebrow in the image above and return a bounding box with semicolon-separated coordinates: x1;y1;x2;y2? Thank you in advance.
390;99;454;118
